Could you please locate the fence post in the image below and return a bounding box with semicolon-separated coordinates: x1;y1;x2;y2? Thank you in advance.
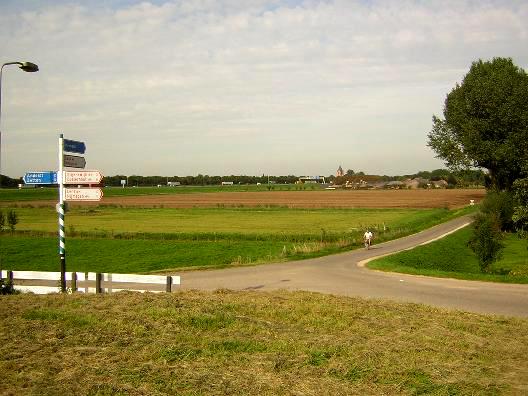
71;272;77;293
166;276;172;293
7;270;13;283
95;273;102;294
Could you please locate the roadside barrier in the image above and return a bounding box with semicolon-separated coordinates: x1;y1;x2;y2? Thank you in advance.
0;270;180;294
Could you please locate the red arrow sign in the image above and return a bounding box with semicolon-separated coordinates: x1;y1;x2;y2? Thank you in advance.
63;170;103;184
64;188;103;201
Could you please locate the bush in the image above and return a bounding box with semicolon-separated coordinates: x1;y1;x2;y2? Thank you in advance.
469;212;504;273
0;278;17;295
512;178;528;239
7;210;18;232
479;191;515;231
0;210;5;231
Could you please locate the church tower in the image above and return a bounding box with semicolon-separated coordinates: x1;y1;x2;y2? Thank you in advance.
336;165;344;177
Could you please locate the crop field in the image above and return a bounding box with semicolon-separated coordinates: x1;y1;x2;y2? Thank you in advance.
1;187;485;209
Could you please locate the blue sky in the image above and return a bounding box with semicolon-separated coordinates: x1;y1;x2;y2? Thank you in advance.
1;0;527;177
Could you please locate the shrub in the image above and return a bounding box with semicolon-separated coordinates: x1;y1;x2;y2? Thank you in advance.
0;278;17;295
479;191;515;231
512;177;528;239
7;210;18;232
468;212;504;273
0;210;5;231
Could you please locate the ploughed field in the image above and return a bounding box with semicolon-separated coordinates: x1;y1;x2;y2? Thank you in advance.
15;188;485;209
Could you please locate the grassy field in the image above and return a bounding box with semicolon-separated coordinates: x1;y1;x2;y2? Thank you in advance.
368;226;528;283
0;207;469;273
10;206;452;235
1;290;527;395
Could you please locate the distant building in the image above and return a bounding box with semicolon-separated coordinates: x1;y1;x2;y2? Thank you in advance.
298;176;326;184
336;165;344;177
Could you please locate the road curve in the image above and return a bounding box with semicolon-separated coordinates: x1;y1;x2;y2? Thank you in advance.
179;215;528;318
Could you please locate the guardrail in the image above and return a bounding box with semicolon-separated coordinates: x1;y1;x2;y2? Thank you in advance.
1;270;180;294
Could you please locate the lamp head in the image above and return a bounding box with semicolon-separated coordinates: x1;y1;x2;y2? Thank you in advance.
19;62;39;72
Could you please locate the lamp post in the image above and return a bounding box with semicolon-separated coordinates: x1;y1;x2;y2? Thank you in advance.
0;61;39;185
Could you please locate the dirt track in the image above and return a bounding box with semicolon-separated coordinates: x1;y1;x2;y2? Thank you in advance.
80;188;485;209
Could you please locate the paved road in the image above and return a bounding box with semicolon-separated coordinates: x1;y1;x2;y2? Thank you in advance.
180;215;528;318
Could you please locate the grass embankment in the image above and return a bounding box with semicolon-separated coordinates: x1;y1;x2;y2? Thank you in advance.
1;291;527;395
368;226;528;283
0;207;469;273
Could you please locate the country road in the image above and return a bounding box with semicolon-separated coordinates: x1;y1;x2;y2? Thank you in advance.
179;215;528;318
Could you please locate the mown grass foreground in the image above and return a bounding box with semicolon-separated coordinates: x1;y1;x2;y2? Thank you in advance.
1;290;527;395
368;226;528;283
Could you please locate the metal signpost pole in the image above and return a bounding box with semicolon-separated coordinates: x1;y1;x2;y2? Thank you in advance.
58;134;66;292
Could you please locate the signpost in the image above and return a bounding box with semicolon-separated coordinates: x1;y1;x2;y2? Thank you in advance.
23;171;57;185
63;154;86;169
63;170;103;184
64;188;103;201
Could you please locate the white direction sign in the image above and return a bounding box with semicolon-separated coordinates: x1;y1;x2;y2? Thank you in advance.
64;188;103;201
63;171;103;184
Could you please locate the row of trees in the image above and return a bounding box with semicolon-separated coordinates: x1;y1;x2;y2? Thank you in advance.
428;57;528;272
102;174;301;187
100;169;485;188
2;168;485;188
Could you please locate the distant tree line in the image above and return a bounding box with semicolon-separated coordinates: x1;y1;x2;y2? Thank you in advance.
102;174;300;187
1;168;485;188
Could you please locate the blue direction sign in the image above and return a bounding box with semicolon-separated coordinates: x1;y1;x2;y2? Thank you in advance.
23;171;58;185
63;139;86;154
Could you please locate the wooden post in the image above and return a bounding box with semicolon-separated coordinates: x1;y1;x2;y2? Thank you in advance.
166;276;172;293
95;273;102;294
7;270;13;283
71;272;77;293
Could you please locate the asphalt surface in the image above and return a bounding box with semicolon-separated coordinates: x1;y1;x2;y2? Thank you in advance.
179;215;528;318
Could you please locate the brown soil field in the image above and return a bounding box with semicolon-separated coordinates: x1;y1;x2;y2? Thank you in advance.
38;188;485;209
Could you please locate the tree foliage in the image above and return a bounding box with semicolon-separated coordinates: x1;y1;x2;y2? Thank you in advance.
428;57;528;190
512;177;528;239
468;212;504;273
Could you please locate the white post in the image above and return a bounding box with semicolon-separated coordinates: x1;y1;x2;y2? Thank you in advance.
58;134;66;292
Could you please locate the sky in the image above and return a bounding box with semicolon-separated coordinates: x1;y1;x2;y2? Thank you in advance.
0;0;527;178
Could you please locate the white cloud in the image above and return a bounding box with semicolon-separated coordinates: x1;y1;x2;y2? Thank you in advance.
1;0;527;177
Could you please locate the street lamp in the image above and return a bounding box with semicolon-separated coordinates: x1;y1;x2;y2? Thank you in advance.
0;61;39;185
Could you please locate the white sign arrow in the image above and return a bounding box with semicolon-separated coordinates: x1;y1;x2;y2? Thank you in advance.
63;170;103;184
64;188;103;201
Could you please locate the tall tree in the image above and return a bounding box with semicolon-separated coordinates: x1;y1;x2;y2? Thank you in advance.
428;57;528;190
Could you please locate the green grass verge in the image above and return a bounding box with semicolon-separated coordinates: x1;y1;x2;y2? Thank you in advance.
0;207;473;273
0;236;295;273
368;226;528;283
1;290;527;395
